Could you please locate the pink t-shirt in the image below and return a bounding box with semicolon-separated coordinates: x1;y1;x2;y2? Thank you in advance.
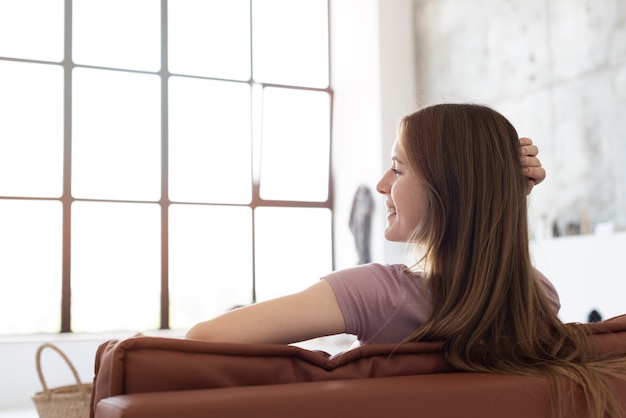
323;263;561;346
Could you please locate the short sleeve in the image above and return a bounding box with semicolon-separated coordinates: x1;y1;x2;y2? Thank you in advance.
322;263;430;344
534;268;561;313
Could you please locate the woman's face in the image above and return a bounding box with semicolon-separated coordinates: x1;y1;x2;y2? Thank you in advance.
376;138;429;242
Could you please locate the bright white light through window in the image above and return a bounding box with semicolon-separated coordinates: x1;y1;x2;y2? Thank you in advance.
254;207;332;301
0;200;62;334
168;0;250;80
73;0;161;71
0;61;64;198
260;87;330;202
0;0;331;335
72;68;161;201
169;77;252;204
71;201;161;333
252;0;329;88
0;0;64;62
168;204;253;329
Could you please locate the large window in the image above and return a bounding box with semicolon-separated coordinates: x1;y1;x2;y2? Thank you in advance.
0;0;333;335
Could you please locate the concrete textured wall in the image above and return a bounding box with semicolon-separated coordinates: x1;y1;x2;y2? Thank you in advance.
412;0;626;237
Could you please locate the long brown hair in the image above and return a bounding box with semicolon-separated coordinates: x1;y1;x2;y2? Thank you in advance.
400;104;625;418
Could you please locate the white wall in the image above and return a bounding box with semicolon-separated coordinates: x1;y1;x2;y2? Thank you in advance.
412;0;626;235
531;232;626;323
330;0;417;269
330;0;384;269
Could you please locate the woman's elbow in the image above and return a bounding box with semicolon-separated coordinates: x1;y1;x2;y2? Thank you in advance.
185;322;210;340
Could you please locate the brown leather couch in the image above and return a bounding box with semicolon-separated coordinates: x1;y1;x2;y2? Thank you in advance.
90;314;626;418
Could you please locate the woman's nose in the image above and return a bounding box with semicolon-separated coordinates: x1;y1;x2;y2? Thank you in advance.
376;172;389;195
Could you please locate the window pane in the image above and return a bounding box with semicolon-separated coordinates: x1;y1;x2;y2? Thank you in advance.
169;204;253;330
0;0;64;62
254;207;332;301
259;87;330;201
252;0;329;88
71;201;160;332
0;61;63;198
169;77;252;204
72;68;161;201
0;200;62;335
168;0;250;80
73;0;160;71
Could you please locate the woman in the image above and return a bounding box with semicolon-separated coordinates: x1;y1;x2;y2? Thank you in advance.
187;104;624;418
185;106;545;345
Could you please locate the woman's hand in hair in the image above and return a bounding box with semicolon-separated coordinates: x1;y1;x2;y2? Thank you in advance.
520;137;546;194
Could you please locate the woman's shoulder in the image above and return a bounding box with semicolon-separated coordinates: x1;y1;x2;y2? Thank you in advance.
368;263;424;285
323;263;425;301
324;263;419;282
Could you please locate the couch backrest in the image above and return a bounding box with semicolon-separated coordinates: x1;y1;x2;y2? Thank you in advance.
90;314;626;417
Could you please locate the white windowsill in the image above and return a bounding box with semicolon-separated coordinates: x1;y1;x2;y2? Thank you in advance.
0;408;38;418
0;328;185;345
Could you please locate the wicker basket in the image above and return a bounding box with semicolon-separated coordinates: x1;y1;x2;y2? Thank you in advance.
32;343;92;418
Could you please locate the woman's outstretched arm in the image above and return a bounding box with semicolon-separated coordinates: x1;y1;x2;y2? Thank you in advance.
185;279;346;344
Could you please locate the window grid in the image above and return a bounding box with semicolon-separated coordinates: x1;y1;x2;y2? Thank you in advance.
0;0;333;333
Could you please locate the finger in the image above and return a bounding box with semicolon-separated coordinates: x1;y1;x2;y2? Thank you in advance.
521;156;542;167
520;145;539;157
519;137;533;146
524;166;546;185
